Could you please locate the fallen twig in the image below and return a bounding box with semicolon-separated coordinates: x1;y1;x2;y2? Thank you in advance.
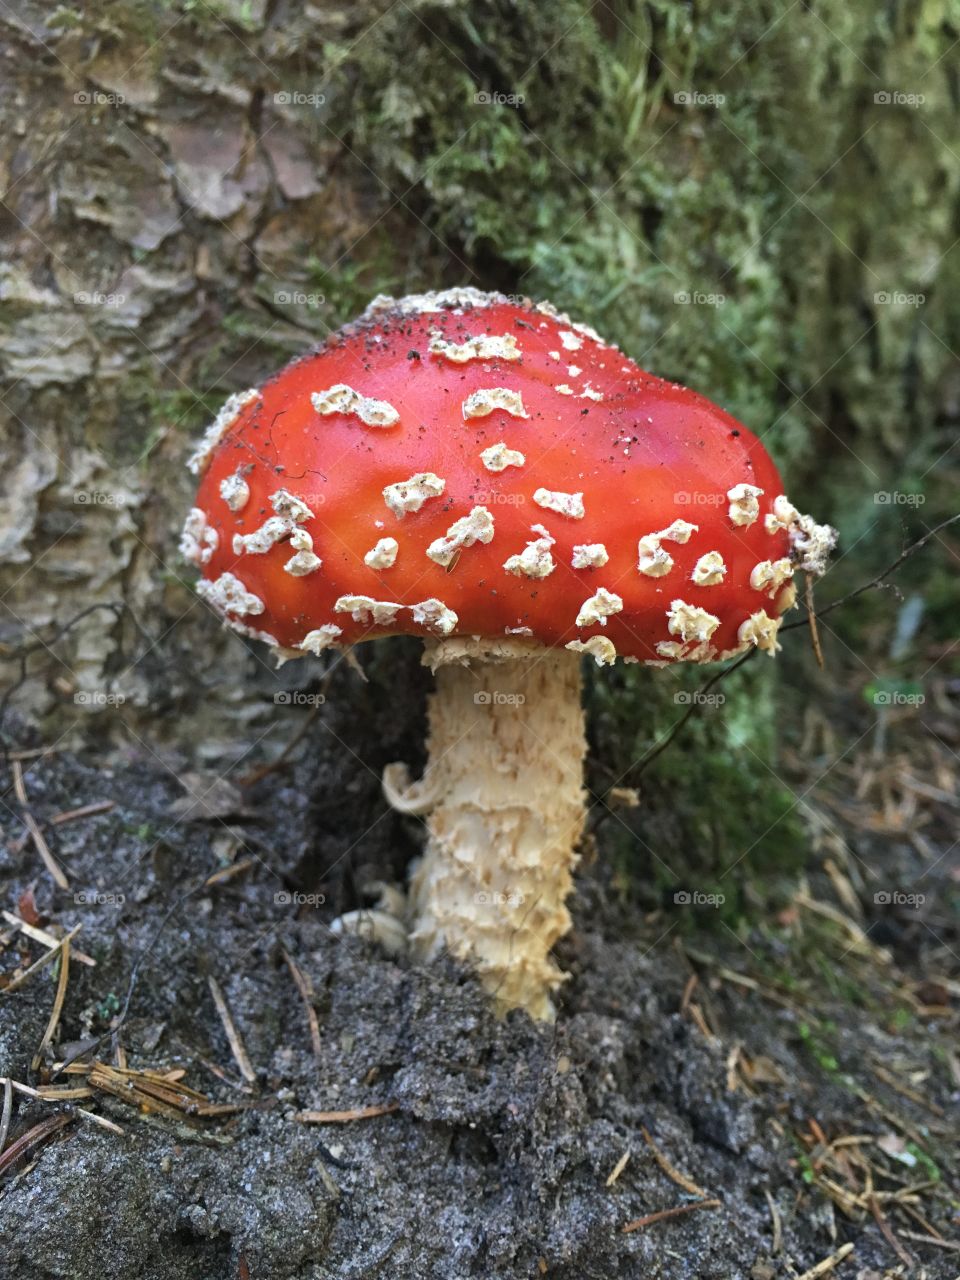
622;1198;722;1233
1;912;96;967
605;1150;630;1187
619;512;960;783
206;976;257;1085
793;892;888;959
86;1061;249;1121
763;1187;783;1254
10;758;71;891
679;972;698;1015
794;1242;855;1279
170;1037;250;1093
629;649;755;779
683;947;810;1013
0;1076;11;1156
0;1112;74;1179
297;1103;399;1124
52;867;225;1080
76;1108;124;1135
869;1194;914;1268
805;572;826;669
641;1126;709;1199
10;759;27;804
870;1061;944;1116
204;858;256;887
21;810;70;890
281;948;322;1061
899;1229;960;1251
31;934;71;1071
1;925;82;994
49;801;115;826
1;1080;94;1102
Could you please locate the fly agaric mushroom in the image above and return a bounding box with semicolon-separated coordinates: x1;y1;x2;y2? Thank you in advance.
182;288;836;1021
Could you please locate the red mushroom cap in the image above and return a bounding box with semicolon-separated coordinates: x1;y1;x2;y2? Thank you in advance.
183;289;812;666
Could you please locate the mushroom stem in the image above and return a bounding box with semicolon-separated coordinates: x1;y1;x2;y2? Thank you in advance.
404;641;586;1021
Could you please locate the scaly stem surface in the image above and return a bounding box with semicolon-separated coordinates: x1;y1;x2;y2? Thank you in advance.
398;641;586;1020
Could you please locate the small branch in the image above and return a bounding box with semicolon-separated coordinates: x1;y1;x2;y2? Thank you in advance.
296;1103;398;1123
53;865;224;1078
622;1198;722;1233
20;810;70;890
281;948;322;1061
2;925;82;994
11;761;69;890
763;1187;783;1254
0;1111;74;1178
77;1108;125;1135
783;512;960;632
49;801;115;826
206;976;257;1085
794;1242;855;1279
805;573;826;669
869;1194;914;1268
899;1230;960;1252
31;934;71;1071
641;1125;708;1198
1;913;96;967
0;1077;11;1157
204;858;256;887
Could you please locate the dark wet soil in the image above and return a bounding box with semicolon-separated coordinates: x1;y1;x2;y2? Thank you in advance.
1;647;957;1280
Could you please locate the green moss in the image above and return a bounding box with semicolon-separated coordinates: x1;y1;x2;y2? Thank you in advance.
798;1020;841;1075
306;251;406;329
